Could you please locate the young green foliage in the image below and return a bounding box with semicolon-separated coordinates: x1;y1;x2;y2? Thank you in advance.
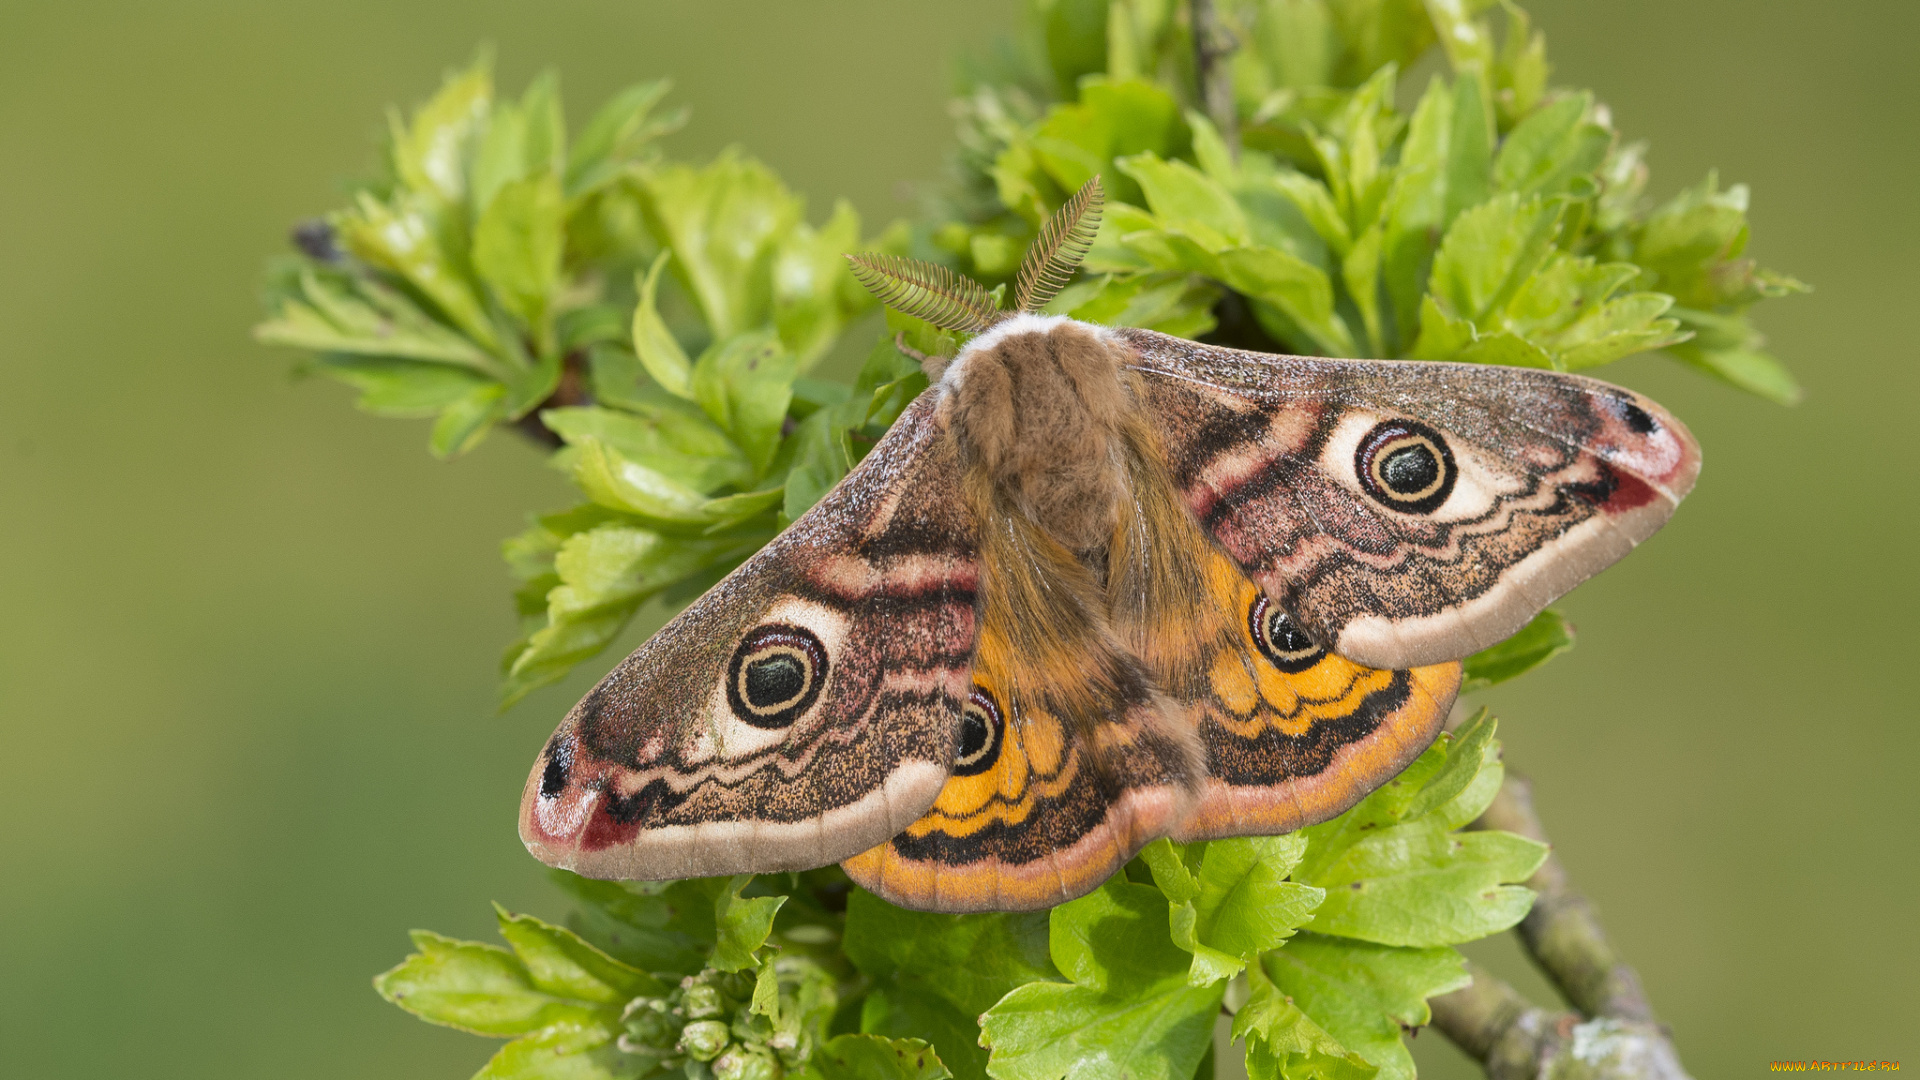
259;58;919;705
373;720;1532;1080
938;0;1803;400
266;3;1797;1077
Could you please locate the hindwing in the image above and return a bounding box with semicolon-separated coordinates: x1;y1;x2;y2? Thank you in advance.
1117;327;1702;670
520;391;980;880
1105;420;1460;840
842;477;1202;913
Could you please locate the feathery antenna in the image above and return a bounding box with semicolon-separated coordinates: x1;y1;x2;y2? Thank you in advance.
1014;176;1104;314
844;254;1003;334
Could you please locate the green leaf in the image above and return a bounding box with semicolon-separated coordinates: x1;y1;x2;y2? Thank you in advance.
1493;4;1550;125
1300;824;1545;947
782;408;853;521
1141;837;1325;985
375;930;606;1038
692;330;798;476
494;904;664;1002
1421;0;1492;72
1026;79;1190;209
1117;153;1250;249
631;251;694;399
1343;223;1385;355
844;890;1058;1015
980;976;1221;1080
979;882;1223;1080
542;404;750;495
1234;960;1379;1080
474;1019;625;1080
310;357;490;418
1187;111;1238;185
474;173;566;336
1377;77;1448;346
637;148;803;338
502;523;763;705
710;875;786;972
1217;246;1355;356
1427;192;1561;324
518;70;567;179
1493;91;1610;199
253;271;497;371
570;439;715;526
815;1035;954;1080
1670;341;1803;405
430;383;507;458
566;79;681;197
1259;934;1469;1080
472;103;529;227
546;871;707;975
1633;172;1770;309
1444;67;1494;225
860;983;994;1080
1286;719;1543;948
773;198;873;368
1462;609;1574;690
389;56;491;207
1057;271;1221;338
843;889;1054;1080
1665;306;1804;404
1269;170;1351;258
1500;253;1688;369
335;191;499;351
702;487;787;528
1400;709;1497;824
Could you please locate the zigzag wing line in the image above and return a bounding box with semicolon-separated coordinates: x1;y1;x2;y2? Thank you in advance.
1114;326;1700;669
521;390;985;880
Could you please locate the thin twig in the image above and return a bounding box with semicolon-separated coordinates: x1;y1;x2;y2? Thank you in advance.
511;348;592;449
1190;0;1241;162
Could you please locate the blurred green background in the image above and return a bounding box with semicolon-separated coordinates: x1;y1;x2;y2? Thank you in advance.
0;2;1912;1078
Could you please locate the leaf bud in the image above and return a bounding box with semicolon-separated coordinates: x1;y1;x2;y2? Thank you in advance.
678;1020;732;1062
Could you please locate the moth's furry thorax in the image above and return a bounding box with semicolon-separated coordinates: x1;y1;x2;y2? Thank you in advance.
945;315;1134;552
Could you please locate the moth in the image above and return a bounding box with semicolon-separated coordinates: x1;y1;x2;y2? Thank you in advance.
521;178;1700;913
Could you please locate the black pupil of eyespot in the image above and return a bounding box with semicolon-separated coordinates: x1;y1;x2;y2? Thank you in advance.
744;654;805;708
1267;610;1315;655
1623;402;1657;434
1380;444;1439;494
958;711;990;759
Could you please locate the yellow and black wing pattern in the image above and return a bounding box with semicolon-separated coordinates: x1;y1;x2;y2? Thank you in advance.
1105;425;1459;841
845;421;1456;911
842;488;1202;913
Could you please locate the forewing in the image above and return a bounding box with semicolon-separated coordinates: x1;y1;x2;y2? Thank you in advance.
842;490;1202;913
521;390;980;880
1116;327;1702;670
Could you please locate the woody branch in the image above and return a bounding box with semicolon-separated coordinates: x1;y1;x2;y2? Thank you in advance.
1190;0;1241;161
1428;773;1692;1079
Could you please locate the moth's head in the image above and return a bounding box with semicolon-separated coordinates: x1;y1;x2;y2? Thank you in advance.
845;176;1105;366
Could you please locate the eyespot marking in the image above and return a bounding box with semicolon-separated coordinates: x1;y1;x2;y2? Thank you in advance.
951;687;1005;776
1356;420;1457;514
1250;595;1326;674
726;624;828;730
1621;400;1658;435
